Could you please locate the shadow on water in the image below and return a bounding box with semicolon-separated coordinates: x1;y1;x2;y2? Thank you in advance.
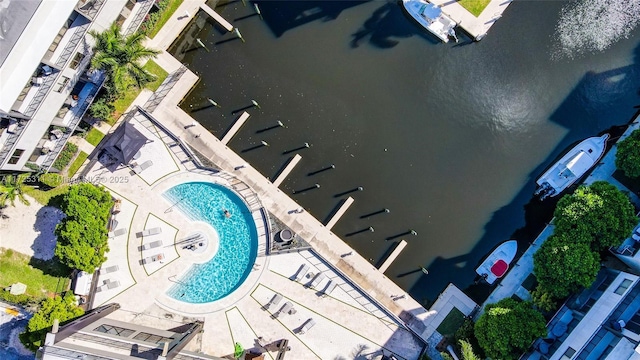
410;42;640;306
254;0;370;37
350;1;427;48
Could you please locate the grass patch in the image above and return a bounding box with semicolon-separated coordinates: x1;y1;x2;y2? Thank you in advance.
25;185;69;207
147;0;185;39
67;151;89;178
437;307;466;337
144;60;169;91
457;0;491;17
85;128;105;146
0;248;70;302
108;60;168;124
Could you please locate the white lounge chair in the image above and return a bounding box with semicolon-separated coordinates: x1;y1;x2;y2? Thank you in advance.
132;160;153;174
307;272;326;289
136;227;162;238
323;280;337;297
293;264;309;282
141;240;163;251
141;253;164;264
274;301;293;318
98;265;119;275
108;228;127;238
298;318;316;334
265;293;283;310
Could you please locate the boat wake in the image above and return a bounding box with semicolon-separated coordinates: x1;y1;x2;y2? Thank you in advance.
551;0;640;60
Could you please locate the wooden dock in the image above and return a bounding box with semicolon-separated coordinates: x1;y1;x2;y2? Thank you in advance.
272;154;302;187
378;240;408;273
200;4;233;32
325;197;354;230
221;112;250;145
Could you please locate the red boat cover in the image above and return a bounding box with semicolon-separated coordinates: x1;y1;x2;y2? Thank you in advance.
491;259;508;278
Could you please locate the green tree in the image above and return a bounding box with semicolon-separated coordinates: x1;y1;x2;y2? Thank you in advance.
55;183;113;272
0;174;31;207
554;181;637;251
475;298;546;360
533;233;600;300
89;23;160;94
20;292;84;350
616;129;640;178
459;339;481;360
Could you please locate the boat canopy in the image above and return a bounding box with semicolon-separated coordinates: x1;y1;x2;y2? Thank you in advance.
420;3;442;20
559;151;593;179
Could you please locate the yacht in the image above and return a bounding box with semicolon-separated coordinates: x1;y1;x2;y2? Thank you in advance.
476;240;518;285
402;0;458;43
535;134;609;200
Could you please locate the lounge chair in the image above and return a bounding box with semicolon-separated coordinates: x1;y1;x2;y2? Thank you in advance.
323;280;337;297
142;253;164;264
108;228;127;238
275;339;289;360
293;264;309;282
307;272;326;289
298;318;316;334
265;293;283;310
98;265;119;275
132;160;153;174
274;301;293;318
136;227;162;238
141;240;163;251
95;279;120;292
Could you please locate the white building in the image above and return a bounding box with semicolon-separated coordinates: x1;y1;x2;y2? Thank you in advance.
523;269;640;360
0;0;155;172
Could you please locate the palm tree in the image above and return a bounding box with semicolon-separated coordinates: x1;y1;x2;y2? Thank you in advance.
89;23;160;95
0;174;31;207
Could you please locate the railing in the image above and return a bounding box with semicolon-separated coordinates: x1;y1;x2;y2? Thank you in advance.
143;66;187;113
75;0;107;20
124;0;155;36
55;21;91;68
0;120;28;167
41;72;106;171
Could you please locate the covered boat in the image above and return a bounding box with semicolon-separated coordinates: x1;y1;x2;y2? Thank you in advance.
402;0;458;43
535;134;609;200
476;240;518;285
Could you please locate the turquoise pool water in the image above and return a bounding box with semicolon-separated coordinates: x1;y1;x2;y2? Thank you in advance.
164;182;258;303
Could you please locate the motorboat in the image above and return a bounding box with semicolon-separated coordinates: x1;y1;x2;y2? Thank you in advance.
534;134;609;200
476;240;517;285
402;0;458;43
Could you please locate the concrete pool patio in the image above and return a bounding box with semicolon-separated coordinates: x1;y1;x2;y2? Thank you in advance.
69;106;424;359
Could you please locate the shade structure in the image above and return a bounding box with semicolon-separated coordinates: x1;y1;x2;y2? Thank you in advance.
103;121;148;165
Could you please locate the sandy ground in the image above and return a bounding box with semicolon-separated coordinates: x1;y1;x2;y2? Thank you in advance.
0;196;64;260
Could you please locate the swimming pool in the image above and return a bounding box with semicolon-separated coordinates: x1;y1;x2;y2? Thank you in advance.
164;182;258;303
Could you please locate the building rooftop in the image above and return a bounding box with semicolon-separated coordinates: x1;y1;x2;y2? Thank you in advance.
0;0;42;67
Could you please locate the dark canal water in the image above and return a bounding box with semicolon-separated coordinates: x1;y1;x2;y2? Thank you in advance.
169;0;640;305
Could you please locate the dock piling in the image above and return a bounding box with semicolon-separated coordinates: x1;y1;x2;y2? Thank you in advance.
235;28;245;43
334;186;364;198
254;4;262;19
360;208;389;219
257;120;284;133
308;164;335;176
283;142;310;155
292;183;320;194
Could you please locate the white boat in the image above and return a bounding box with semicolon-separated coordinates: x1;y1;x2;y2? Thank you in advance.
534;134;609;200
402;0;458;43
476;240;517;285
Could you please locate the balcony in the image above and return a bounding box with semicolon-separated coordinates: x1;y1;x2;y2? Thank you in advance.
38;70;106;171
123;0;156;36
75;0;107;20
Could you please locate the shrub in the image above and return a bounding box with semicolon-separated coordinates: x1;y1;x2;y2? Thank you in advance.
89;97;115;121
52;143;79;171
20;292;83;350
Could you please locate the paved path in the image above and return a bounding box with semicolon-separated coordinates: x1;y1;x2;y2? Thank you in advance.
430;0;513;41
